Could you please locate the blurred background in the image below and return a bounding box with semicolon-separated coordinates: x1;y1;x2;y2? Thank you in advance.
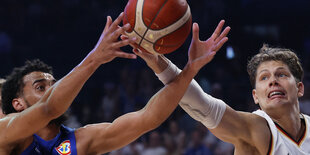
1;0;310;154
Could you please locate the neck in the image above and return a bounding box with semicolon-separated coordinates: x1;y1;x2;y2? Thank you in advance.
272;111;304;141
36;123;61;141
265;100;304;141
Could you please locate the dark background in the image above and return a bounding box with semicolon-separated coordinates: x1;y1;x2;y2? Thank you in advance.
1;0;310;154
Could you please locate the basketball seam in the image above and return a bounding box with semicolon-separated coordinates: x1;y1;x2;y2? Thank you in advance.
147;7;191;47
139;0;169;46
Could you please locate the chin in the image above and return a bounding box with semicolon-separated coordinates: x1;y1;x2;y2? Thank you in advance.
266;101;291;111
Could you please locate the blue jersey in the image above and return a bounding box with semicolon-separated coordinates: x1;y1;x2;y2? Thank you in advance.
21;125;77;155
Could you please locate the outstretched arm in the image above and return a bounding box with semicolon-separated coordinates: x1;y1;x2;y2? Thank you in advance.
138;20;271;152
136;20;231;128
74;22;222;154
0;12;137;145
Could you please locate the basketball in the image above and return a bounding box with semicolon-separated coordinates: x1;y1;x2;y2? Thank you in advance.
123;0;192;55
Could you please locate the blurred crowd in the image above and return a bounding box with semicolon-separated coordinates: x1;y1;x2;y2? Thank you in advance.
1;0;310;154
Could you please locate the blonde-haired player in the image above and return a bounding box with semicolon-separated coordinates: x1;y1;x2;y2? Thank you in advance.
136;20;310;154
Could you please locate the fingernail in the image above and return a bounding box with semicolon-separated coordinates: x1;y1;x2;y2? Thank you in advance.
125;23;131;28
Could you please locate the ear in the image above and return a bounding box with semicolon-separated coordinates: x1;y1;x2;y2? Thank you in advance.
12;98;27;112
297;82;304;98
252;89;259;105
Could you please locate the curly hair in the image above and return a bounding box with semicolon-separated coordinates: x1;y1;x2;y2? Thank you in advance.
247;44;304;88
1;59;53;114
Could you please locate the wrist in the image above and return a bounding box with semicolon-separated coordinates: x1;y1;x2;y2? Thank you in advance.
184;62;199;78
78;51;102;70
148;55;169;74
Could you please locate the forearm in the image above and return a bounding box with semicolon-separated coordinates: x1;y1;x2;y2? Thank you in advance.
142;63;197;129
87;63;198;153
155;61;226;129
42;52;100;118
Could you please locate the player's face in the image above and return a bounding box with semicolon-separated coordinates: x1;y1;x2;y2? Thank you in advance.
20;71;56;108
252;61;304;111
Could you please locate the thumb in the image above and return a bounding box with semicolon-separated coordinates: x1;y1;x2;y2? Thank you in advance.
103;16;112;33
192;23;200;41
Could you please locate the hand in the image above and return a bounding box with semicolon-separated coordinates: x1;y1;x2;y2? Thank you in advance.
121;35;168;74
187;20;231;72
133;49;169;74
92;12;137;64
120;35;159;65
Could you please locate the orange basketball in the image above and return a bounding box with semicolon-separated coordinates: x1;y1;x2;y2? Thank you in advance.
123;0;192;55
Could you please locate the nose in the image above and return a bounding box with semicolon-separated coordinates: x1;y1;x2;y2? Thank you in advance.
269;76;279;87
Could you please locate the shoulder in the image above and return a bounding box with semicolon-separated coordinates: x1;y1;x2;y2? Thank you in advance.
236;110;272;155
237;110;271;141
74;123;111;138
73;123;111;154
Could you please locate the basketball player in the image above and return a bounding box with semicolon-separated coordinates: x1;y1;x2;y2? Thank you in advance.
0;12;225;154
136;20;310;154
0;78;5;118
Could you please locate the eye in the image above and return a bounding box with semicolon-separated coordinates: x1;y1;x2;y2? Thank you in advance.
36;85;45;91
259;74;269;81
279;73;287;78
261;76;267;80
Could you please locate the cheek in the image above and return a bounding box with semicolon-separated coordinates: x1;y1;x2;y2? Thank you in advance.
288;86;299;98
23;92;42;106
255;85;265;97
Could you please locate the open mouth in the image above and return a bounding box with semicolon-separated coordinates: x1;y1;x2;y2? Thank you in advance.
268;91;285;98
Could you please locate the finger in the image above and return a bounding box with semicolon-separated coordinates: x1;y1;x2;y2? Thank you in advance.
122;35;139;49
210;20;225;41
112;37;137;48
130;42;139;49
103;16;112;34
111;23;131;40
207;51;216;59
132;48;142;56
120;35;129;40
108;12;124;34
192;23;200;41
114;51;137;59
132;48;154;60
215;26;231;43
213;37;228;52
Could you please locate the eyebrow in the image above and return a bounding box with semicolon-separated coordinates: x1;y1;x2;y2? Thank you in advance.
32;79;57;86
258;69;268;75
258;67;287;75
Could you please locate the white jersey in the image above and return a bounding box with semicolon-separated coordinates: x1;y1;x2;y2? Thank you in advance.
253;110;310;155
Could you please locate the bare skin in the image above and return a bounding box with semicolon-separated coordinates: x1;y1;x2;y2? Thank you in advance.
137;20;305;154
0;13;220;155
0;12;137;154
